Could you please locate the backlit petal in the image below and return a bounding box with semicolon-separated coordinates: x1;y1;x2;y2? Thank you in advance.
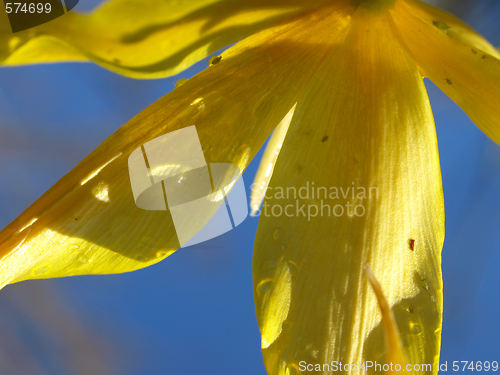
391;0;500;144
253;9;444;375
0;0;326;78
251;104;296;216
0;3;348;288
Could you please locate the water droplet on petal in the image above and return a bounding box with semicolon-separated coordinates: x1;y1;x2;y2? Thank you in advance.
77;253;91;264
405;304;414;314
256;278;273;297
156;250;175;259
260;262;292;349
409;321;422;335
209;55;222;65
304;343;320;360
190;97;206;112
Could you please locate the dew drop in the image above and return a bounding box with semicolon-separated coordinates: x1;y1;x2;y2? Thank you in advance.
190;97;206;112
77;253;91;264
209;55;222;65
156;250;174;259
305;343;320;360
416;273;431;293
409;321;423;335
405;304;414;314
256;278;273;297
423;281;430;292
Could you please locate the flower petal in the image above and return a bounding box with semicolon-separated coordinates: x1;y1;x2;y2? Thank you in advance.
0;0;325;78
251;104;297;216
253;9;444;374
391;0;500;144
0;4;350;288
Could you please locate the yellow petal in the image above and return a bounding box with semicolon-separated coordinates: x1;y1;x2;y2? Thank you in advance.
253;8;444;375
0;0;324;78
391;0;500;144
0;4;350;288
251;104;296;216
401;0;499;57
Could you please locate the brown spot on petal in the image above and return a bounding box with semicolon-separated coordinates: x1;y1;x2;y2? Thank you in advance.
408;239;415;251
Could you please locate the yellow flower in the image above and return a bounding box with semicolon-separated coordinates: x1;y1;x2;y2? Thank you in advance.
0;0;499;374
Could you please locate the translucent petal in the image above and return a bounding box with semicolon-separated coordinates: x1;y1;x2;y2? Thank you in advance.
251;104;296;216
0;0;326;78
392;0;500;144
0;3;349;288
253;9;444;374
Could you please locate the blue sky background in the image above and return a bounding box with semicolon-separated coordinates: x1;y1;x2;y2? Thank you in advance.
0;1;499;374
